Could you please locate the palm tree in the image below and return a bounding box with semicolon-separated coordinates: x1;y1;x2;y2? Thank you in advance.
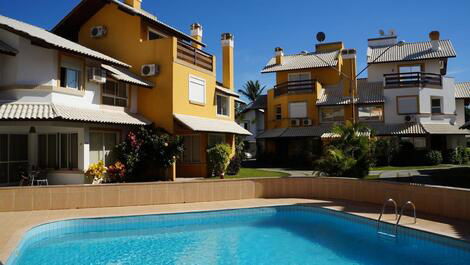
238;80;265;102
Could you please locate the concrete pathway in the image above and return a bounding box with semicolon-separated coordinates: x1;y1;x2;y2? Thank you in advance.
370;165;462;179
258;168;313;177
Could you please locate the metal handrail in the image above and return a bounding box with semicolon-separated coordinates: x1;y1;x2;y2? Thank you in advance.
395;201;417;234
377;198;398;231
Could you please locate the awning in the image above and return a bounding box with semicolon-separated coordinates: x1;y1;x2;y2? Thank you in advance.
215;85;240;97
174;113;251;135
101;64;154;88
0;102;150;125
321;131;370;139
257;126;331;139
368;123;427;135
421;123;470;135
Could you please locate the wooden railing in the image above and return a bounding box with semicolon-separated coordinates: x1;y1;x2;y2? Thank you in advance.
177;41;213;72
384;72;442;88
274;79;316;97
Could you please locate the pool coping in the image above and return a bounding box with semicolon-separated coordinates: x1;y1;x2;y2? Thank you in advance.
1;198;470;264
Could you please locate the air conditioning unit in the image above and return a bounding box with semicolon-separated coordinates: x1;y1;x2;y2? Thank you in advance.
90;26;107;38
141;64;159;76
290;119;301;127
87;67;106;84
404;115;416;123
302;119;312;126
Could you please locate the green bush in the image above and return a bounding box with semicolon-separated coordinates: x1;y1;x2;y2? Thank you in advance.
207;144;232;178
227;136;245;176
444;146;468;165
314;121;372;178
391;141;415;166
373;137;400;167
424;150;443;165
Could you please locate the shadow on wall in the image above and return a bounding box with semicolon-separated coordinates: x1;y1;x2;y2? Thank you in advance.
294;200;470;241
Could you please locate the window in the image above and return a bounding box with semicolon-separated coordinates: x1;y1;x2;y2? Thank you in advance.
275;105;282;120
288;72;311;89
401;137;426;149
182;135;200;163
289;102;307;118
102;80;128;107
90;132;118;165
38;133;78;170
60;67;81;89
399;65;422;73
358;105;384;121
189;76;206;104
242;121;250;130
431;98;442;114
0;134;28;184
397;96;418;114
216;94;229;116
208;133;226;148
320;107;344;123
148;28;165;40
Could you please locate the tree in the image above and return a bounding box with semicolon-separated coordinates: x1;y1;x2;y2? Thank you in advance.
238;80;265;102
315;121;373;178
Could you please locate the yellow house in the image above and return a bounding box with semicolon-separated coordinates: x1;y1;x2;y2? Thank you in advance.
258;41;361;164
53;0;250;178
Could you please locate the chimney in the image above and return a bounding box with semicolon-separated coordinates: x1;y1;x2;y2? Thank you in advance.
429;31;440;51
124;0;142;9
274;47;284;65
221;33;234;89
190;23;203;49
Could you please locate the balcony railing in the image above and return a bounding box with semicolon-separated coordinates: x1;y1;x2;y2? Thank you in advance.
176;41;214;72
384;72;442;88
274;79;316;97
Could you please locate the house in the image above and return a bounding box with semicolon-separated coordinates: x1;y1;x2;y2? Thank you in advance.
0;14;153;185
258;31;470;164
52;0;250;178
238;95;266;157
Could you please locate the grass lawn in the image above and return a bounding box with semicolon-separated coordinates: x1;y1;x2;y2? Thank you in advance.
364;175;379;179
371;164;455;171
225;168;289;179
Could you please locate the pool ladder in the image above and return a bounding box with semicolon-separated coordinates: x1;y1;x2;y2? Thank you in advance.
377;198;416;237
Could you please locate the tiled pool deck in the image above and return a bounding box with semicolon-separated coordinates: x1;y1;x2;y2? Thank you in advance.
1;198;470;264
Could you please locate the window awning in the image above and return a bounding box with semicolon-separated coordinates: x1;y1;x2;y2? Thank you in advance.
421;123;470;135
174;113;251;135
215;84;240;97
101;64;154;88
0;102;151;125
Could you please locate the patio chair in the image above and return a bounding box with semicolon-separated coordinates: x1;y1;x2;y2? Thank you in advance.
31;169;48;186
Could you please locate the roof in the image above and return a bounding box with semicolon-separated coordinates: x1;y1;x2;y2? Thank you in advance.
242;95;267;112
215;84;240;97
257;125;332;139
261;50;339;73
368;123;427;135
52;0;205;47
174;114;251;135
316;80;384;106
367;40;456;64
421;123;470;135
455;82;470;99
0;102;150;125
0;15;129;68
0;39;18;55
101;64;154;88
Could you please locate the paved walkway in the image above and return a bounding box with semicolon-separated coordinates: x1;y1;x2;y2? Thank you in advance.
2;198;470;264
258;168;312;177
370;165;462;179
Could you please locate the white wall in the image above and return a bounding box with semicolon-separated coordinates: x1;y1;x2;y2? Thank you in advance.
367;59;441;83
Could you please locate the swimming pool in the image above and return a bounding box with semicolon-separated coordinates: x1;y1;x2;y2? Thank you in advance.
7;206;470;265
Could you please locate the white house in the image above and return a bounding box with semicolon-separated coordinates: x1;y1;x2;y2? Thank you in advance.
238;95;266;156
0;15;153;185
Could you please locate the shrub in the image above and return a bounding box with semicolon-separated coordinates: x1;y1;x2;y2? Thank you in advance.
107;161;126;183
314;121;372;178
85;161;107;184
207;144;232;178
116;126;184;181
444;146;468;165
391;141;415;166
373;137;400;167
227;136;246;176
424;150;443;165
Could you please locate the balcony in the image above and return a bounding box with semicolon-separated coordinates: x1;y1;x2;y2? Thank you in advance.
274;79;316;97
176;41;214;72
384;72;442;88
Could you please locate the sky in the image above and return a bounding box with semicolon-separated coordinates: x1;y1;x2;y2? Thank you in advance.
1;0;470;100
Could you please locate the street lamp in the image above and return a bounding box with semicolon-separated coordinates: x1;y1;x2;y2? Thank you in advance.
312;40;405;123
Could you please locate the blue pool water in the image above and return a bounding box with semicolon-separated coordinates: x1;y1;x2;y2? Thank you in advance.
7;206;470;265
